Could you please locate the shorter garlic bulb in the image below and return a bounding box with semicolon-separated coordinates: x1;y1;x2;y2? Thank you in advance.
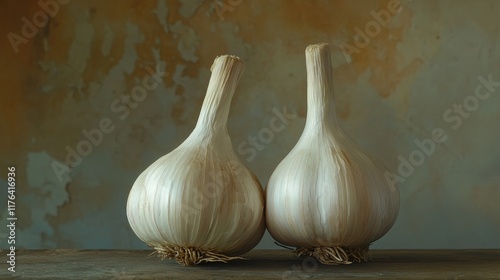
127;55;265;266
266;43;399;265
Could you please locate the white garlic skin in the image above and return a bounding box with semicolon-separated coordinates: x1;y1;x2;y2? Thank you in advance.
265;44;399;249
266;128;399;248
126;55;265;256
127;140;265;255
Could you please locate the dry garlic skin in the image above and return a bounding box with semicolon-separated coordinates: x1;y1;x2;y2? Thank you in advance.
127;143;265;256
126;55;265;265
265;43;399;264
266;129;399;248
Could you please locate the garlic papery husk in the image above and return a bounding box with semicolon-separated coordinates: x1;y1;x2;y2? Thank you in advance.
265;43;400;265
126;55;265;266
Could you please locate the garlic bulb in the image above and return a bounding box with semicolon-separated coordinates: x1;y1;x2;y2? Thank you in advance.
265;43;399;265
127;55;265;266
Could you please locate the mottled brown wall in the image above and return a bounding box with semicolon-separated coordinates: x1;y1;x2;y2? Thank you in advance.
1;0;499;249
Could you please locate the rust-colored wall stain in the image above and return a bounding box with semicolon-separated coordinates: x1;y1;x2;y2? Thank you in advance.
2;0;500;249
0;1;41;164
217;0;420;108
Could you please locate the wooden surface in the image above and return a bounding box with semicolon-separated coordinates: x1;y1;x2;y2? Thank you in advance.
2;249;500;279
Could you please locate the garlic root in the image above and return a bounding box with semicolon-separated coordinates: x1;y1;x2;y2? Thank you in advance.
295;246;370;265
151;244;245;266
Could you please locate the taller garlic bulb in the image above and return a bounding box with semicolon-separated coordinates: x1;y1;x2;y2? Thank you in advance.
266;44;399;265
127;55;265;266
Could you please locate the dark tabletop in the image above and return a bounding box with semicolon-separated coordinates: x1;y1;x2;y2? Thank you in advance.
2;249;500;279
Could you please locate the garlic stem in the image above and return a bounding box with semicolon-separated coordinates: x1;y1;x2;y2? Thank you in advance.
304;44;336;132
194;55;244;134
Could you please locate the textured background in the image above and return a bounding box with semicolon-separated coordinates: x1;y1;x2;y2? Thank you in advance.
1;0;499;250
